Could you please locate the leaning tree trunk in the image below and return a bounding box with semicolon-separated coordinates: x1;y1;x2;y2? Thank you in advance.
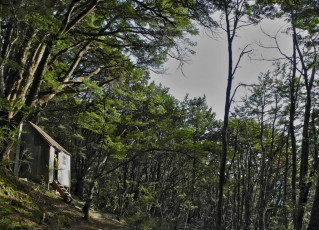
0;1;100;164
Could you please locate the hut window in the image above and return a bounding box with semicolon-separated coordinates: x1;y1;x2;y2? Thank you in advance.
62;155;67;165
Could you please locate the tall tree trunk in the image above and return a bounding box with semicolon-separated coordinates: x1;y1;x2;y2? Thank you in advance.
290;15;316;228
307;113;319;230
245;147;252;230
296;66;315;230
290;28;299;228
257;85;266;230
307;111;319;230
283;135;289;228
217;9;233;229
307;177;319;230
75;175;85;198
82;183;95;220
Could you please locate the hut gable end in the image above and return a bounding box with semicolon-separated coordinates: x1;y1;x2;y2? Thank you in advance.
28;122;71;156
16;121;72;188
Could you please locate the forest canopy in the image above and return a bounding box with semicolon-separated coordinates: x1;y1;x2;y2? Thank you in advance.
0;0;206;159
1;0;319;229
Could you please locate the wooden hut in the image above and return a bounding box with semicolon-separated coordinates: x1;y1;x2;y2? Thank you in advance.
14;122;71;189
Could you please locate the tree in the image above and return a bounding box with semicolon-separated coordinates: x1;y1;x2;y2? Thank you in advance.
208;0;254;228
0;0;199;163
251;1;319;228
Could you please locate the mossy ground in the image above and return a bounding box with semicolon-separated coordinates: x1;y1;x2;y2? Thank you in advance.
0;167;125;229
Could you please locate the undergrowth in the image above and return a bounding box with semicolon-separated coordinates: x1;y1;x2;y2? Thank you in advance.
0;165;126;230
0;166;55;229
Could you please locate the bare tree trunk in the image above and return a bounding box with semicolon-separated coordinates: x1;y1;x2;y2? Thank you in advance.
217;9;233;229
216;2;250;227
290;28;299;228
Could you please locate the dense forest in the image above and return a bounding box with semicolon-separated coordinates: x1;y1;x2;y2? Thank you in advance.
1;0;319;229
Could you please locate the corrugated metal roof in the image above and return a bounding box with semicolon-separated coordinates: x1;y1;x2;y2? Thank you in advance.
28;122;72;156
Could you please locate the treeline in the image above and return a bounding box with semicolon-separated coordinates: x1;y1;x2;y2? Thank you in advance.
1;0;319;229
41;72;221;228
42;66;319;229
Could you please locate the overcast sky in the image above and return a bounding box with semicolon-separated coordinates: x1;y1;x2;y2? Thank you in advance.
150;18;292;120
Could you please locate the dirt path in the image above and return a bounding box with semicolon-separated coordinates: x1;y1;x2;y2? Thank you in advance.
41;192;126;230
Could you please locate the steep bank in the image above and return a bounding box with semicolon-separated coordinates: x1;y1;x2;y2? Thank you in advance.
0;168;125;229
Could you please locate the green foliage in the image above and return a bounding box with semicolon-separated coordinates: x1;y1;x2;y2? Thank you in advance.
0;204;13;216
57;214;72;228
38;65;220;228
0;170;36;229
0;0;204;163
0;218;34;230
2;1;318;229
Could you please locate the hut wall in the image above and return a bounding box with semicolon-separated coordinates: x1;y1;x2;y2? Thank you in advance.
19;124;50;183
49;146;55;183
58;152;71;187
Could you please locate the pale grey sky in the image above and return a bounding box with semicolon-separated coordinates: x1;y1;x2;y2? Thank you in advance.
150;18;292;120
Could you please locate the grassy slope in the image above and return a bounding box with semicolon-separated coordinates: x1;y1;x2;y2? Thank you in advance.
0;168;125;230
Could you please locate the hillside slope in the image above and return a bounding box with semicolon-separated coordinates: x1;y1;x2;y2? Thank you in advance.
0;168;126;230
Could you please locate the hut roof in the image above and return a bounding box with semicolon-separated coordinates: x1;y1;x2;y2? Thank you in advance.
28;122;72;156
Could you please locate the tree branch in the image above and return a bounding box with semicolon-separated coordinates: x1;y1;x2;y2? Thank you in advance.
61;41;91;82
232;44;252;77
230;83;260;107
63;0;100;34
48;40;88;68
